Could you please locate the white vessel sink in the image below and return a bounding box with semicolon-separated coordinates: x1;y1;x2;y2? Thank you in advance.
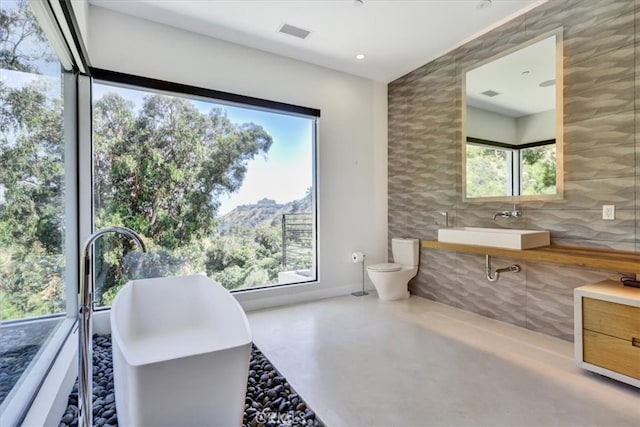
438;227;550;250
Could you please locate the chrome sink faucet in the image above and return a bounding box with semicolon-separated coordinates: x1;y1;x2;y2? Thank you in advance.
492;205;522;220
78;226;146;427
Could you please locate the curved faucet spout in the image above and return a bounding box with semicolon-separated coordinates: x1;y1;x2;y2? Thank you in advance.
78;226;146;427
492;207;522;220
492;211;511;220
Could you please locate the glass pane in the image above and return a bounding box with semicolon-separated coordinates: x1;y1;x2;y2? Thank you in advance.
466;145;510;198
520;144;556;196
0;0;66;413
92;82;317;305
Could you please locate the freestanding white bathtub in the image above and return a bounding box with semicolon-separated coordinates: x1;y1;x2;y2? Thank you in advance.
110;274;252;426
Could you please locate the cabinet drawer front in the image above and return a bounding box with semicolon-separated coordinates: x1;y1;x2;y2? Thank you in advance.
583;297;640;340
583;330;640;380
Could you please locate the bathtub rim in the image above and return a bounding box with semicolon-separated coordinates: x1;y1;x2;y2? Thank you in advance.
110;274;253;367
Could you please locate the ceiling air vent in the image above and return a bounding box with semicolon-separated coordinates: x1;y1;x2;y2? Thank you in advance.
278;23;311;40
481;89;500;97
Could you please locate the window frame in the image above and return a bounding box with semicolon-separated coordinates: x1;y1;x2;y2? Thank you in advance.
89;69;320;296
0;0;90;423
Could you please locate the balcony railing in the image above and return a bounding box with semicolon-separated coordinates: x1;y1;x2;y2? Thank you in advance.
281;213;313;272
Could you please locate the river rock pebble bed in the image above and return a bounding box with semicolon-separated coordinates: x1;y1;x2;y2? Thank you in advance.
59;335;323;427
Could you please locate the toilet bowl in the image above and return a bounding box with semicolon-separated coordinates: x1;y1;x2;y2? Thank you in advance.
367;238;419;301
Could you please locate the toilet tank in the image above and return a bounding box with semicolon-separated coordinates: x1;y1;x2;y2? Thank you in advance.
391;238;419;266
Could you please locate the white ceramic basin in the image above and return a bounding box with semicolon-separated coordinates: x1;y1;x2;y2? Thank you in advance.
438;227;550;250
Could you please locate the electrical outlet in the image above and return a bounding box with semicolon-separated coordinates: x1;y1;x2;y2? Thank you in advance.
602;205;615;220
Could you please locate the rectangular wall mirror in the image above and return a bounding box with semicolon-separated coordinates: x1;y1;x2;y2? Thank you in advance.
462;29;563;202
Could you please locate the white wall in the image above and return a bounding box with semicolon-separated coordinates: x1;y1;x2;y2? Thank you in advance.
466;106;516;143
516;109;555;143
467;106;555;145
87;6;388;310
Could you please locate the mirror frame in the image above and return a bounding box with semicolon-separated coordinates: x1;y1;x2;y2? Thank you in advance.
461;28;564;203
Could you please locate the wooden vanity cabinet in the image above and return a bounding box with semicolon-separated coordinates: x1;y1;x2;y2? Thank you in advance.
574;280;640;388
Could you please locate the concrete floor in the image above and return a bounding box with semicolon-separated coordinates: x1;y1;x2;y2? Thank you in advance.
247;293;640;427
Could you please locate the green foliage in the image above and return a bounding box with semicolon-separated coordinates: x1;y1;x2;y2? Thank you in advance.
0;0;56;73
94;93;273;247
521;145;556;195
204;225;283;291
466;145;508;197
466;144;556;197
0;0;66;321
0;80;65;320
100;242;208;306
92;90;275;303
0;244;64;318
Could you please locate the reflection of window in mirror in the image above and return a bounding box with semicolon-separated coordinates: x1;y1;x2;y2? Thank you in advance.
465;138;556;197
463;29;562;201
466;143;511;198
520;144;555;195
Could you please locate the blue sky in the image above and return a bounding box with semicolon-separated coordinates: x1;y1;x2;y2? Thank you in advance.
216;104;314;214
92;84;314;215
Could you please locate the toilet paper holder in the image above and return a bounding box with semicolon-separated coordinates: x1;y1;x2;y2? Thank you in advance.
351;252;368;297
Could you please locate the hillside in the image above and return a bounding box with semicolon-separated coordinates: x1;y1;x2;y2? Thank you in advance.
217;193;312;235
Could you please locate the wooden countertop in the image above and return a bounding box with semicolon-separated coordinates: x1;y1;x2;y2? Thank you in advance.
574;279;640;306
421;240;640;273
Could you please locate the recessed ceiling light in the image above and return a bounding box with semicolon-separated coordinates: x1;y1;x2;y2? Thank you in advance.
478;0;492;9
521;70;530;75
539;79;556;87
356;54;366;60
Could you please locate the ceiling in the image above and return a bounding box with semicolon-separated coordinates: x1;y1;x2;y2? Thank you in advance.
466;34;557;117
89;0;547;83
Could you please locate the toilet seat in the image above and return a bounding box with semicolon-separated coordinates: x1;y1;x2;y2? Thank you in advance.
367;263;402;272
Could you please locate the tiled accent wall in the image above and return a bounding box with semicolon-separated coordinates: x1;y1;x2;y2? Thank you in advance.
387;0;637;341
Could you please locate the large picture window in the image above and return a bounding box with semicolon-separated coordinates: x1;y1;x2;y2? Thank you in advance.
0;1;77;422
92;75;318;306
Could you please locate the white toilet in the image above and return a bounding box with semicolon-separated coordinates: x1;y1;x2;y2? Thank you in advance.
367;238;419;301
